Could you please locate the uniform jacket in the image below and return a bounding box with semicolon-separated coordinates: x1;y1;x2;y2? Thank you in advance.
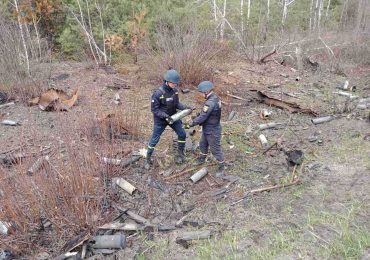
151;83;187;124
191;93;222;133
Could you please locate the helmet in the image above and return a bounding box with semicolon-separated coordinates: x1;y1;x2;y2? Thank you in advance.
164;69;180;84
197;81;214;93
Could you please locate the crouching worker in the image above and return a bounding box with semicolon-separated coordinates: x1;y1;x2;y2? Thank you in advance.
144;69;191;170
184;81;225;174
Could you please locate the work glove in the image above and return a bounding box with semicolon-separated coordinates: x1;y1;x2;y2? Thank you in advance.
184;123;192;129
165;117;173;125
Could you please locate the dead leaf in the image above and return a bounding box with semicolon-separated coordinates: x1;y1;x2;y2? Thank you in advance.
29;88;80;111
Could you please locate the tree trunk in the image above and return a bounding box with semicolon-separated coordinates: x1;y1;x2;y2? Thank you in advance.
14;0;30;75
309;0;314;31
325;0;331;17
76;0;97;64
95;0;107;64
318;0;323;32
247;0;251;22
340;0;349;29
282;0;288;25
240;0;244;37
32;15;42;60
220;0;227;40
355;0;364;34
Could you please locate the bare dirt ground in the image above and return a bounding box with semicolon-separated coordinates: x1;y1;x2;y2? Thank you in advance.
0;59;369;259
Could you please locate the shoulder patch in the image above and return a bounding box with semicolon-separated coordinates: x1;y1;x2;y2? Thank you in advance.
203;105;209;112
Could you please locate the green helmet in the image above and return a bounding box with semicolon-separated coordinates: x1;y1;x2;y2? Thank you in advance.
197;81;214;93
164;69;180;84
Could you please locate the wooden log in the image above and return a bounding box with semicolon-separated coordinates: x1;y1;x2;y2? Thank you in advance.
226;93;247;101
259;48;277;64
257;91;318;116
311;116;333;125
99;222;143;231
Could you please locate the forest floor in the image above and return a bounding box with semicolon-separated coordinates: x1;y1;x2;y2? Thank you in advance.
0;57;369;259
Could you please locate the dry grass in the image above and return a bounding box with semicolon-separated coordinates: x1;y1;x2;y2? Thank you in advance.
143;21;232;87
0;17;50;102
0;89;145;257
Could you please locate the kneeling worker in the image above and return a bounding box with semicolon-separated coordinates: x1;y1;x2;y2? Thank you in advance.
185;81;225;173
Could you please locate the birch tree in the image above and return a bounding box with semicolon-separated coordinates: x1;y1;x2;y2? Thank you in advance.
240;0;244;37
220;0;227;40
14;0;29;75
282;0;297;26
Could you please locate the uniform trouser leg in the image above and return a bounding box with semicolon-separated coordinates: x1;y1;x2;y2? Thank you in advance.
199;133;209;160
147;123;167;157
169;120;186;155
205;131;224;163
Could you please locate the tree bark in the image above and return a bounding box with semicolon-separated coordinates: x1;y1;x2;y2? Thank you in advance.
240;0;244;37
220;0;227;40
14;0;30;75
325;0;331;17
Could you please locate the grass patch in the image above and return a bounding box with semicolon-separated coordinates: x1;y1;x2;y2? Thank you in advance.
331;134;370;169
194;203;370;259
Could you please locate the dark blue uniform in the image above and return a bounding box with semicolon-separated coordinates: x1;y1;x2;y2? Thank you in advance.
147;84;187;157
190;93;224;163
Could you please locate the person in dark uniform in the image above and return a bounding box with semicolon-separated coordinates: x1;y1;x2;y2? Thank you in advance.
144;69;191;170
185;81;225;173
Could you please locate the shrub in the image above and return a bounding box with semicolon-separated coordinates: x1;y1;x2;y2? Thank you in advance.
143;20;231;87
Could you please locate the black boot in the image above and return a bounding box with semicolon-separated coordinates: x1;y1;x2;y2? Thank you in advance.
194;156;206;166
144;151;153;170
175;147;185;165
216;162;225;177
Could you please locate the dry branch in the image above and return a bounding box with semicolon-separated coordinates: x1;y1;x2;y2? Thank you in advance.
259;48;277;63
257;91;318;116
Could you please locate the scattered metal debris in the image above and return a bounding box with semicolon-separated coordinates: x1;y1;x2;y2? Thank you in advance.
90;234;126;249
258;134;269;148
176;230;213;248
190;167;208;183
311;116;334;125
1;120;20;126
114;93;121;105
27;156;50;175
113;178;137;195
258;122;283;130
228;110;237;121
169;109;192;124
0;102;15;109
